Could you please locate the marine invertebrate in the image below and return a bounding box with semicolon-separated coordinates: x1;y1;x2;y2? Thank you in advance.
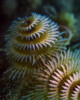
4;12;67;79
23;50;80;100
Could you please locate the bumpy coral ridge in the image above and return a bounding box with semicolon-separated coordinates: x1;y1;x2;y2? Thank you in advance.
24;50;80;100
5;13;66;79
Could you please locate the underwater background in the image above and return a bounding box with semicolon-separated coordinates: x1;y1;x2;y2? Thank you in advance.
0;0;80;100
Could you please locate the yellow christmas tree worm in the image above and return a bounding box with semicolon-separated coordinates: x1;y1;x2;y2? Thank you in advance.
4;13;67;79
23;50;80;100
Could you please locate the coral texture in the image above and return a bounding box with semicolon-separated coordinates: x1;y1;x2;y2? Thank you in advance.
5;13;67;79
24;50;80;100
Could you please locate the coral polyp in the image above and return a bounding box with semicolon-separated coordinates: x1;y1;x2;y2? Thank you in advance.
24;50;80;100
5;12;67;79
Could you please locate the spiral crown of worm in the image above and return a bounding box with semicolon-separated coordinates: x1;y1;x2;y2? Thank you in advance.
5;13;67;79
24;50;80;100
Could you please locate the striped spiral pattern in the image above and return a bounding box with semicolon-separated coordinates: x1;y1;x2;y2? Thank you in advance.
24;50;80;100
5;13;67;79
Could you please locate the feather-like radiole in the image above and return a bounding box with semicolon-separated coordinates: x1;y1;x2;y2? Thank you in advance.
4;13;67;79
23;50;80;100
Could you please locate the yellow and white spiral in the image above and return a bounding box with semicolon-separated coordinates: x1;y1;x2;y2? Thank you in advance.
24;50;80;100
5;13;67;79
